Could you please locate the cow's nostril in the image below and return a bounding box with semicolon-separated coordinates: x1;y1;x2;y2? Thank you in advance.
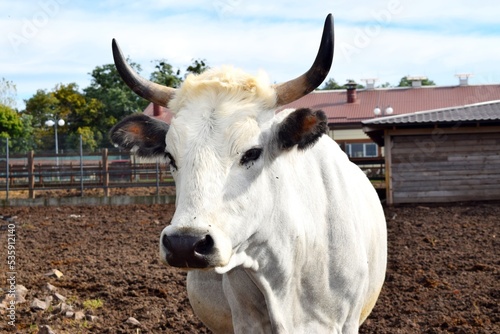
162;233;172;251
194;235;214;255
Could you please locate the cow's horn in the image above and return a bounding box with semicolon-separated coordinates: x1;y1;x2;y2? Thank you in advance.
112;39;176;107
273;14;334;107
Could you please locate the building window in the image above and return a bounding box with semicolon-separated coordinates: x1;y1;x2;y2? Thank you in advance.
345;142;378;158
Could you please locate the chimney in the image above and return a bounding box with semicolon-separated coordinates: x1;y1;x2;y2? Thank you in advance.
361;78;377;90
345;80;358;103
153;103;161;116
455;73;472;86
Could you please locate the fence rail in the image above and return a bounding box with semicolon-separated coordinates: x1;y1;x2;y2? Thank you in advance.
1;144;385;200
0;148;174;200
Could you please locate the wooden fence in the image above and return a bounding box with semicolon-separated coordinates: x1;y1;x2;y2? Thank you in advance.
0;149;174;200
0;149;384;200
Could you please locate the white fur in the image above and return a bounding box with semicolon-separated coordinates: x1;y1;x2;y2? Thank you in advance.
159;67;387;333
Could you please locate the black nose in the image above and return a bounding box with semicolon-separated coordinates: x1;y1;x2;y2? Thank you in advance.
161;234;214;268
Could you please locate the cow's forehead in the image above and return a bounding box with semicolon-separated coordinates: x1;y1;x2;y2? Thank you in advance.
166;67;277;155
169;66;277;117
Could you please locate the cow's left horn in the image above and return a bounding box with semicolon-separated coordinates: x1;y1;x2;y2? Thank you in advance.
274;14;334;107
112;39;176;107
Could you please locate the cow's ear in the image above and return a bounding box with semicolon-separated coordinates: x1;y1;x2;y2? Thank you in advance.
277;108;328;150
110;114;169;158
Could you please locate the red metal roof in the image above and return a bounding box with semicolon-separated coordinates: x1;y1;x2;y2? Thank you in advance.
280;84;500;126
364;100;500;125
145;84;500;126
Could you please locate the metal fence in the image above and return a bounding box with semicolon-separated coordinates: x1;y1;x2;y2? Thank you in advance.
0;137;173;200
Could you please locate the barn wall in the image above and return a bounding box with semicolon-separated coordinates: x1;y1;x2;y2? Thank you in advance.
389;130;500;203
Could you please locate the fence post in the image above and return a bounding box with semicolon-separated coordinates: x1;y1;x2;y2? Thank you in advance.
5;138;9;201
79;135;84;197
102;148;109;197
155;158;160;196
28;150;35;199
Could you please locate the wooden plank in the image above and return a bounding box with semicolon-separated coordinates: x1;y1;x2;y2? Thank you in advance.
393;160;500;172
448;154;500;162
387;126;500;138
394;188;500;203
392;168;500;181
393;180;500;191
392;153;500;165
392;144;500;155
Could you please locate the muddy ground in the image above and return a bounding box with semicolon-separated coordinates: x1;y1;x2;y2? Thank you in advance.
0;198;498;333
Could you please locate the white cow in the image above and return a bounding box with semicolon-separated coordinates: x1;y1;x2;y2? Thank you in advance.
110;14;387;333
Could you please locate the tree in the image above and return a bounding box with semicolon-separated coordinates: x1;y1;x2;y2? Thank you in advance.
318;78;365;90
149;58;209;86
185;59;209;76
398;76;435;87
150;60;182;88
319;78;343;90
0;104;32;153
84;62;149;123
378;82;392;88
0;78;17;109
23;83;106;152
0;104;24;138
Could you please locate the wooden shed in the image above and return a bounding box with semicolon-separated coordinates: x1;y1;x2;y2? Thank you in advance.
362;100;500;204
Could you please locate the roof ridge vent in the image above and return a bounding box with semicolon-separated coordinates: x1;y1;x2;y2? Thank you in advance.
361;78;378;90
406;76;427;88
455;73;473;86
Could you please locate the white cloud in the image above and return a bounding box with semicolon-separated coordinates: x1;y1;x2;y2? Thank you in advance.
1;0;499;110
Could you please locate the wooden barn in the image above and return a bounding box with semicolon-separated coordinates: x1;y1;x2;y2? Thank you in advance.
362;100;500;204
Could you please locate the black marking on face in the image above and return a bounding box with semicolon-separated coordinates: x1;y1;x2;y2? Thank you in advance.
277;108;328;150
165;152;177;171
110;114;169;158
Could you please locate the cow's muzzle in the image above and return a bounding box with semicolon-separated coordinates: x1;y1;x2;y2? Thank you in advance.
161;234;215;268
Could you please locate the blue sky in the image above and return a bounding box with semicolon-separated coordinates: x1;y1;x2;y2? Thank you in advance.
2;0;500;110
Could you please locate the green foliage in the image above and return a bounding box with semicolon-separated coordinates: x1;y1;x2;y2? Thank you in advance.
0;104;34;154
319;78;365;90
0;104;24;138
0;78;17;109
186;59;209;76
23;89;59;127
149;58;209;87
150;59;183;88
73;126;101;151
319;78;343;90
84;62;149;119
10;57;211;154
23;83;107;151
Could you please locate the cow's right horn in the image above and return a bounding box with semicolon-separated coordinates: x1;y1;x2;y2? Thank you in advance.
112;39;176;107
273;14;334;107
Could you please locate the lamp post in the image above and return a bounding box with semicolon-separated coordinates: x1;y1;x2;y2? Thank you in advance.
373;105;394;116
45;118;65;165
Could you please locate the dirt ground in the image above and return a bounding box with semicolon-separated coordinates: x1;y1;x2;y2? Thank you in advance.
0;196;498;333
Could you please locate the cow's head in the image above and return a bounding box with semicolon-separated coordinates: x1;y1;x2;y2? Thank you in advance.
110;14;334;272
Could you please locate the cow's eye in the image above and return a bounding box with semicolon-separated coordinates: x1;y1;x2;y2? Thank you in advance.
240;148;262;165
165;152;177;170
